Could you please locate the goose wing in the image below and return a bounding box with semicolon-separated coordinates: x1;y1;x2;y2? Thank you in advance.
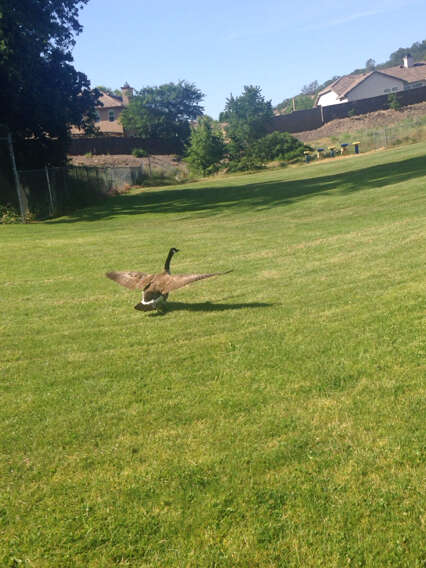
106;271;154;290
159;270;232;294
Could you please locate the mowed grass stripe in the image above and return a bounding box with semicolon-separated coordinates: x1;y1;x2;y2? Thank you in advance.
0;143;425;567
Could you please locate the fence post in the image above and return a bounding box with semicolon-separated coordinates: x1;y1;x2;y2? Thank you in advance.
44;165;55;217
7;133;29;221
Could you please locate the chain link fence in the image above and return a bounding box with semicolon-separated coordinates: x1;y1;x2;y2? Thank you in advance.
359;121;426;151
300;116;426;154
3;159;188;220
14;165;147;219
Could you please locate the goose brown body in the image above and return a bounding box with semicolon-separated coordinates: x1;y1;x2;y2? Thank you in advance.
106;248;232;311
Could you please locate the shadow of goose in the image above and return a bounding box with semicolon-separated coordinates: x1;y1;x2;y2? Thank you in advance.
149;301;277;315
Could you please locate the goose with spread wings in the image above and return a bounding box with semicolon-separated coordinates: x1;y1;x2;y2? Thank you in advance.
106;248;232;311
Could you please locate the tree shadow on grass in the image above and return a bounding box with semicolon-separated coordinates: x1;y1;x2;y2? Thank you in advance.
50;155;426;224
147;301;277;316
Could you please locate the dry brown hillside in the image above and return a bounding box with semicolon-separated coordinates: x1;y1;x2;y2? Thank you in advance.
295;101;426;142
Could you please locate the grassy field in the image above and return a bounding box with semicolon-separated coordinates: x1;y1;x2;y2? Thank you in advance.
1;143;425;567
304;114;426;155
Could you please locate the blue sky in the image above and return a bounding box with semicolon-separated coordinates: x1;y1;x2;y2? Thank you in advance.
72;0;426;118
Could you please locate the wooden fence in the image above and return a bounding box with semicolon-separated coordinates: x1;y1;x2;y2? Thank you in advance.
270;85;426;134
69;136;182;156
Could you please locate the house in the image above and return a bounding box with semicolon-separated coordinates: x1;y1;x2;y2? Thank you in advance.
316;55;426;107
72;83;134;136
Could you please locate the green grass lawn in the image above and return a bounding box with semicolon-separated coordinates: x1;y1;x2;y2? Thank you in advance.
1;144;425;567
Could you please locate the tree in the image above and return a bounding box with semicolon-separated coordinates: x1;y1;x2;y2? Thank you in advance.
120;81;204;151
220;85;274;157
301;80;319;95
278;94;315;114
386;40;426;66
0;0;100;165
365;58;376;70
96;86;123;98
185;116;226;176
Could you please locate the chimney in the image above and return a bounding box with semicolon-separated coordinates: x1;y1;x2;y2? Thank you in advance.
121;82;134;105
403;54;414;68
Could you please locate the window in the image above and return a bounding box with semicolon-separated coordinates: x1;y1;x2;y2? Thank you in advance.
391;87;398;92
108;110;115;122
384;88;391;93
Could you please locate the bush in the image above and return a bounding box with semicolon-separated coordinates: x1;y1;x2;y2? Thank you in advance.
251;131;308;163
1;203;21;223
388;93;402;111
0;203;33;223
132;148;148;158
226;155;264;172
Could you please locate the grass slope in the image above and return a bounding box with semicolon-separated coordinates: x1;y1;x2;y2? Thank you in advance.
1;144;425;567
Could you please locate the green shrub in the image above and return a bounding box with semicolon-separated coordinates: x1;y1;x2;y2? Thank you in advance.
226;155;264;172
252;131;308;163
0;203;33;223
388;93;402;111
132;148;148;158
0;203;21;223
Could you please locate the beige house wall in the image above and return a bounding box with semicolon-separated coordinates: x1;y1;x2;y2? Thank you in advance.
347;73;404;101
97;106;124;122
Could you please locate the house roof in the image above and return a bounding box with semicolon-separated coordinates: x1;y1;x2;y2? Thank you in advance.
317;60;426;102
379;61;426;83
98;92;125;108
317;72;373;99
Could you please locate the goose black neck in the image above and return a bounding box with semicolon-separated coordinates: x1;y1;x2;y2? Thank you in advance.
164;249;176;273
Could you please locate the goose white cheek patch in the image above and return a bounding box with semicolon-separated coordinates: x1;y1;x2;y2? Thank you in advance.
141;295;165;306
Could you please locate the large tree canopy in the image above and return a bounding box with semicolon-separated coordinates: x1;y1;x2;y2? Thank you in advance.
0;0;99;164
120;81;204;151
220;85;274;157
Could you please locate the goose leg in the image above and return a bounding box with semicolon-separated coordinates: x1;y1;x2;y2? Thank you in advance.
155;295;168;313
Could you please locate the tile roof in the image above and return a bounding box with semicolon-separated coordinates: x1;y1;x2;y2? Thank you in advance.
318;61;426;101
98;92;125;108
379;61;426;83
318;73;373;99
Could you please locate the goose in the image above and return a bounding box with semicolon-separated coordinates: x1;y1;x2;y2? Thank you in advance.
106;248;232;311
